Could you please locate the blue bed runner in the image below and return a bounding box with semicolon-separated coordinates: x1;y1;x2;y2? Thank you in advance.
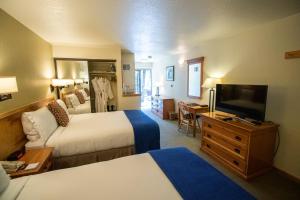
124;110;160;154
149;147;255;200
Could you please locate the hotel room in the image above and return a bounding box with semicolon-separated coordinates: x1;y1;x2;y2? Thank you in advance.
0;0;300;199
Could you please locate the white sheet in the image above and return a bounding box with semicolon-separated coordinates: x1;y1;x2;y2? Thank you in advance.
0;177;28;200
12;154;182;200
46;111;134;157
67;101;91;114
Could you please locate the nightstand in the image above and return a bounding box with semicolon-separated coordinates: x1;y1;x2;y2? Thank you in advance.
9;147;54;178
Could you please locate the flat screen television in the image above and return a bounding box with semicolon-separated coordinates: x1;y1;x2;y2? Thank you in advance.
215;84;268;121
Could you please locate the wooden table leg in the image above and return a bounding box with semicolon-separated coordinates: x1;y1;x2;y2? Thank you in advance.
193;112;197;137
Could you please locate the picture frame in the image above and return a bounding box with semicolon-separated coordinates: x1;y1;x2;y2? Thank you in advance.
166;66;175;81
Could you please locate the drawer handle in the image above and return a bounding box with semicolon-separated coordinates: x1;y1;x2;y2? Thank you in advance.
235;136;242;141
233;160;239;166
234;148;241;154
206;144;211;149
208;124;212;128
207;134;211;138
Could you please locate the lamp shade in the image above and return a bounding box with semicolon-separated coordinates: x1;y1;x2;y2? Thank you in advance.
202;77;222;89
65;79;75;85
51;79;74;87
51;79;66;87
0;77;18;94
74;79;83;84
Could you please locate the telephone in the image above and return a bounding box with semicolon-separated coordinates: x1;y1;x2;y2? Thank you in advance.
0;161;26;173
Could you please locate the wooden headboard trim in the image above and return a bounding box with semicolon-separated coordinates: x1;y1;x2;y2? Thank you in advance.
0;97;54;160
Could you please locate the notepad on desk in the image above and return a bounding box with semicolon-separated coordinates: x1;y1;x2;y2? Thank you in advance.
24;163;39;170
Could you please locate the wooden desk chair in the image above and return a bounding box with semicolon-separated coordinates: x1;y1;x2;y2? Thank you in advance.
178;102;200;135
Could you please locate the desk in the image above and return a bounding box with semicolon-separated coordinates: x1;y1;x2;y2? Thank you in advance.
178;103;209;137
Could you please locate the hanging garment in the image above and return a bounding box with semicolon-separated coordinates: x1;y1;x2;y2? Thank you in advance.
96;78;108;112
105;79;114;100
91;77;102;112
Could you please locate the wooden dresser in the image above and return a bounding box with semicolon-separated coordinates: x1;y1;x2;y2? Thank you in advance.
151;96;175;119
200;112;279;180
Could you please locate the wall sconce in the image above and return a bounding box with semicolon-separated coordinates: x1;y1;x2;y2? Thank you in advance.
50;79;74;99
51;79;66;92
50;79;75;92
0;76;18;102
74;79;84;85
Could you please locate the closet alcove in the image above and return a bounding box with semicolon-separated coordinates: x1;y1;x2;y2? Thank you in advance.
54;58;117;113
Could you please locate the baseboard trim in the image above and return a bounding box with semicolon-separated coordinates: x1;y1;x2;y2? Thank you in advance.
273;166;300;184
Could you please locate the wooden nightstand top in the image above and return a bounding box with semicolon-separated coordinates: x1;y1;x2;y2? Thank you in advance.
9;147;54;178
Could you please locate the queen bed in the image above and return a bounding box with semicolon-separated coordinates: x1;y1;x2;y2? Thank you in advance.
0;98;160;169
27;108;160;169
0;147;255;200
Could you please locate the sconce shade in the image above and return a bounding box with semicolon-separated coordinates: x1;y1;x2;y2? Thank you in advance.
74;79;84;84
202;77;222;89
0;77;18;94
51;79;74;87
51;79;66;87
64;79;74;85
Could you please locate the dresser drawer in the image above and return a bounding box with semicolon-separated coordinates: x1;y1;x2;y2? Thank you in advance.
203;120;249;145
203;129;247;160
202;140;246;173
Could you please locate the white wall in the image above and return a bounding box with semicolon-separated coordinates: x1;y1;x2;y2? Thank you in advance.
121;52;136;92
0;9;55;114
53;45;140;110
152;13;300;179
121;52;141;109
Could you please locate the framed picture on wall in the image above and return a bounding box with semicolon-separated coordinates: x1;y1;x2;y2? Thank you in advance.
166;66;174;81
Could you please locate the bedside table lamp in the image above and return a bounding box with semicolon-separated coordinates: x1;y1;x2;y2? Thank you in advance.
202;77;221;112
0;76;18;102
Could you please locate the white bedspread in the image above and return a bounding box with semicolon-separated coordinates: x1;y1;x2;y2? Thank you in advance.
46;111;134;157
6;154;182;200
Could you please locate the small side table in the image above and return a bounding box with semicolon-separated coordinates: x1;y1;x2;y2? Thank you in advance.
9;147;54;178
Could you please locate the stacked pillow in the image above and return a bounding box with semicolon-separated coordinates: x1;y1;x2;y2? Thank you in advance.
56;99;69;116
75;90;85;104
78;89;89;101
63;95;73;108
21;100;70;144
21;107;58;142
47;101;69;127
65;94;81;108
84;88;90;96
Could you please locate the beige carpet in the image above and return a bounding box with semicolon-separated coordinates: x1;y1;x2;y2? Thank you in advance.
143;108;300;200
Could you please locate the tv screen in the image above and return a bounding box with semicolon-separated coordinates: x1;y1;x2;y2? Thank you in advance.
215;84;268;121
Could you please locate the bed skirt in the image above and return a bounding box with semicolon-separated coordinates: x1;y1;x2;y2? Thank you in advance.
52;145;135;169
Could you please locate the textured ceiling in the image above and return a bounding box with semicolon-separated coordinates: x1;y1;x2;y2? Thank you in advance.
1;0;300;59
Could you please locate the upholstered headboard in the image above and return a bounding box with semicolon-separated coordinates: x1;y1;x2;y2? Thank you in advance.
0;97;54;160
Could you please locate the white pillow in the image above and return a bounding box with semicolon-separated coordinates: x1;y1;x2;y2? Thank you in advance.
64;95;73;108
68;94;80;107
56;99;69;116
21;107;58;142
0;164;10;194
